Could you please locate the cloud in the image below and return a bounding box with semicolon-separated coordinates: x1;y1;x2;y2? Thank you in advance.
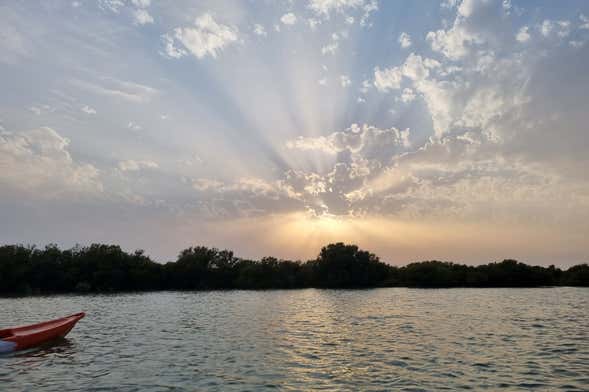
321;41;339;55
98;0;125;13
516;26;530;42
373;53;439;92
131;0;150;7
0;10;31;64
441;0;458;9
100;0;153;26
280;13;297;25
127;121;142;131
539;20;571;38
28;105;54;116
308;18;321;30
400;88;416;103
280;124;412;215
340;75;351;87
0;127;102;198
191;178;224;191
118;159;159;171
363;0;589;225
374;66;402;91
253;24;267;36
163;13;238;59
398;32;412;48
427;25;475;60
188;176;303;218
307;0;372;17
133;9;154;25
425;0;511;60
161;34;187;58
581;14;589;30
71;77;158;103
287;123;410;156
1;0;589;263
81;105;97;114
540;20;553;37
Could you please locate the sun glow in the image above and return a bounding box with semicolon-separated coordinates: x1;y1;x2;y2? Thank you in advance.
191;211;589;265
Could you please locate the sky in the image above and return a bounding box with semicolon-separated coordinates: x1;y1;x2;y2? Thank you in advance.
1;0;588;265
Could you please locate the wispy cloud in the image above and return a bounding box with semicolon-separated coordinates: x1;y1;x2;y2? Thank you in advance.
70;78;158;103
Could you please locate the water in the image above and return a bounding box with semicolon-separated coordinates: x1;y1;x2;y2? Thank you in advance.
1;288;588;391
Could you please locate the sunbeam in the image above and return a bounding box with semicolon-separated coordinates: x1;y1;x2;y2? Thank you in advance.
0;0;588;264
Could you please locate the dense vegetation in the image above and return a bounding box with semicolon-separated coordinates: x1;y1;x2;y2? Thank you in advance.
0;243;587;295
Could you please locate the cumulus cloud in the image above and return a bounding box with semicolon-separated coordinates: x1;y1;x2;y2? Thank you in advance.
308;0;368;16
424;0;511;60
398;32;412;48
253;24;267;36
516;26;530;42
162;13;238;59
98;0;125;13
340;75;351;87
539;19;572;39
400;88;416;103
251;124;410;215
306;0;377;26
374;66;402;91
0;127;102;198
161;34;187;58
1;0;588;261
133;9;154;25
373;53;439;92
100;0;153;25
280;13;297;25
81;105;97;114
287;123;410;156
361;0;589;226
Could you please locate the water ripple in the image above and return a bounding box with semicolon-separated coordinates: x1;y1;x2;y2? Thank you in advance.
1;288;588;391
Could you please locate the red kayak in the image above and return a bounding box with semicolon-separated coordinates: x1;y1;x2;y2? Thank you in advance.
0;312;85;353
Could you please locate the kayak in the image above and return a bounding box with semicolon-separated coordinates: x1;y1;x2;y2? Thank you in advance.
0;312;85;353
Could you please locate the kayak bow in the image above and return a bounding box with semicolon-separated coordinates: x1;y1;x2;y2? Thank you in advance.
0;312;85;353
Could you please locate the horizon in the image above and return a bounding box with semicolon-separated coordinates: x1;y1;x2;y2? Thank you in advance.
1;0;589;267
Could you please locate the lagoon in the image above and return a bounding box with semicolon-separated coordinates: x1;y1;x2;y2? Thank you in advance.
1;288;588;391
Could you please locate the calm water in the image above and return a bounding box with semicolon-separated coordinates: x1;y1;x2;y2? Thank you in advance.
1;288;588;391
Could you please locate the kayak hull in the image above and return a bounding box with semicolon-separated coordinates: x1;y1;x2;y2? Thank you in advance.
0;312;85;353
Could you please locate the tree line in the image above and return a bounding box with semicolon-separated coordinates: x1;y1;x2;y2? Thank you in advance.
0;242;587;295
